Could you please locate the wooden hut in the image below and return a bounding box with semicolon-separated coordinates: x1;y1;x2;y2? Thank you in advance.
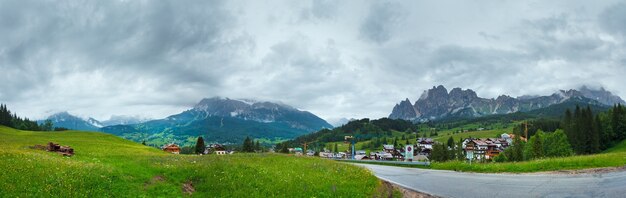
162;143;181;154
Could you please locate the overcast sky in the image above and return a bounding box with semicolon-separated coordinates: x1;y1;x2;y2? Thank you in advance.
1;0;626;122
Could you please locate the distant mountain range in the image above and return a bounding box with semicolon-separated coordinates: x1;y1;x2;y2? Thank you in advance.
389;85;624;121
41;97;332;146
99;97;332;146
38;112;149;131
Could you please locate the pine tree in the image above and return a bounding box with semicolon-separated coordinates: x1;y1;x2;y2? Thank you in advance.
446;136;455;159
280;143;289;153
447;137;454;148
255;140;261;152
590;114;601;153
242;136;254;152
511;132;525;161
195;136;205;154
563;109;573;145
572;105;583;154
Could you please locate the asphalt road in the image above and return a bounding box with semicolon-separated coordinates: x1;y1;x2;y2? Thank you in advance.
355;164;626;198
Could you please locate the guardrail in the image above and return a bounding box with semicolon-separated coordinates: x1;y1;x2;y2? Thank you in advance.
335;159;431;166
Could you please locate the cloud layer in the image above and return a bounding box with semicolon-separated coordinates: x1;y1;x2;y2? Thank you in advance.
1;0;625;121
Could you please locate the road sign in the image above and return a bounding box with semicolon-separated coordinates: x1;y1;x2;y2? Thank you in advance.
405;145;414;161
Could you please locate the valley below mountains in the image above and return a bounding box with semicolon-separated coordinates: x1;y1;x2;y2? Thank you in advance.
43;97;332;146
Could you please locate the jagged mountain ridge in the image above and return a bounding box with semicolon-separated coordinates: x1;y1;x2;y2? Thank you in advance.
389;85;623;121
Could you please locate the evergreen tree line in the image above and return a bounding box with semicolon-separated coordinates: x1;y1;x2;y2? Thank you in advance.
0;104;55;131
281;118;419;149
562;105;602;154
597;104;626;150
512;118;561;138
430;137;463;162
241;136;263;153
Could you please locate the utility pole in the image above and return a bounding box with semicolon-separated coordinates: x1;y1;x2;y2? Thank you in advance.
301;141;316;155
524;121;528;139
345;136;355;160
523;121;533;140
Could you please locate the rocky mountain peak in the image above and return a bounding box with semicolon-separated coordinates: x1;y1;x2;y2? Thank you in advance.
449;87;478;102
389;98;418;120
578;86;625;105
428;85;449;99
496;95;513;101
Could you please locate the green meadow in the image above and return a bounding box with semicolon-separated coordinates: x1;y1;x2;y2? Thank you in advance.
0;126;396;197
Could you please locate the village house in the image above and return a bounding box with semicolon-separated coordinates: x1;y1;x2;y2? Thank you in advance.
205;144;227;155
354;154;370;160
371;151;393;161
463;134;513;161
383;144;395;153
464;139;488;160
162;143;181;154
319;151;333;158
416;138;434;155
335;152;346;159
294;148;303;155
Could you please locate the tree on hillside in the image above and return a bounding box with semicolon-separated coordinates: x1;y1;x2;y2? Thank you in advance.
195;136;205;154
242;136;254;152
524;130;544;160
543;129;574;157
455;140;464;160
563;105;606;154
447;137;454;148
255;140;261;152
430;143;449;162
40;120;53;131
510;133;525;162
446;137;456;160
590;114;601;153
0;104;13;127
280;143;289;153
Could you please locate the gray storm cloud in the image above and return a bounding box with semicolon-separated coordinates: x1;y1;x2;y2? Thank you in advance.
0;0;625;122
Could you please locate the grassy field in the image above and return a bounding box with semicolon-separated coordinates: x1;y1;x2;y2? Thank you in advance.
430;139;626;173
0;126;396;197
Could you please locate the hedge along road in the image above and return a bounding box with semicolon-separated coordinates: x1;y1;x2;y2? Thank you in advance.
354;163;626;198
